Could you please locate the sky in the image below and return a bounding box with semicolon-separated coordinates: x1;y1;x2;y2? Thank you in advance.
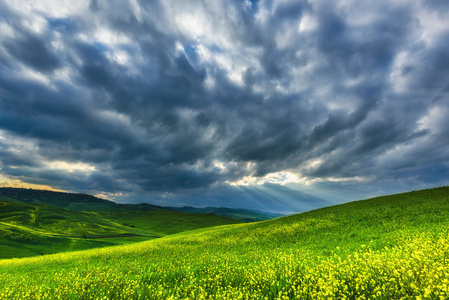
0;0;448;213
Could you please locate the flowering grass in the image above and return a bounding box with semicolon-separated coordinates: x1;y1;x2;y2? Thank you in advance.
0;186;448;299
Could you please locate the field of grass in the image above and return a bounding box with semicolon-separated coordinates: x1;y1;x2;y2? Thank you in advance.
0;191;240;259
98;210;242;235
0;186;448;299
0;199;159;259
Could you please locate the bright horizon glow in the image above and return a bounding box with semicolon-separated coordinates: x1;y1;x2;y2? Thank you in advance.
227;171;305;186
43;160;97;174
0;174;66;192
226;171;369;187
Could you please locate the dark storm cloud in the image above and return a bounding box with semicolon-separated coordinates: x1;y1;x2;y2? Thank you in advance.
4;34;60;72
0;0;448;210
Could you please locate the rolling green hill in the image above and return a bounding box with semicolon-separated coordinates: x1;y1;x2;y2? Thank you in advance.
0;187;281;222
0;188;241;259
98;209;243;235
0;199;160;259
0;188;118;211
166;206;284;222
0;186;448;299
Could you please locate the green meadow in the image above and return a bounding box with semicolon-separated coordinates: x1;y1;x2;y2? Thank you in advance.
0;189;241;259
1;187;449;299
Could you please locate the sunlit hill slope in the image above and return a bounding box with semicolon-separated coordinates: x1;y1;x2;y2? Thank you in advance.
1;186;448;299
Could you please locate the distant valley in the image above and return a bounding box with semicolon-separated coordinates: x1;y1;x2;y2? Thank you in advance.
0;187;282;259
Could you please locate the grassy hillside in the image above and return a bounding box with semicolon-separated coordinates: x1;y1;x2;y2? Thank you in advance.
0;191;241;259
167;206;284;222
99;209;242;235
1;186;448;299
0;187;281;222
0;200;159;259
0;188;118;211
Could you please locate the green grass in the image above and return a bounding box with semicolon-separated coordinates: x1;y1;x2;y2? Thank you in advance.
98;210;241;235
0;196;241;259
0;200;155;259
1;186;449;299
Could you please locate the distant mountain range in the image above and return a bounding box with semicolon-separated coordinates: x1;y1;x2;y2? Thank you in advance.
0;187;283;222
166;206;283;222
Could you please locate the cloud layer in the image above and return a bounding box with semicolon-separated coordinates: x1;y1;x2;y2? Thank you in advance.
0;0;448;212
